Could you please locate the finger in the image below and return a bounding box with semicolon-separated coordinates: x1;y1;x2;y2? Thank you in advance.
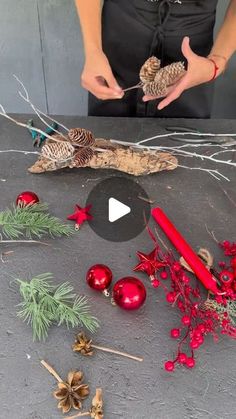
143;93;166;102
181;36;196;62
157;84;185;110
83;78;124;99
103;70;123;93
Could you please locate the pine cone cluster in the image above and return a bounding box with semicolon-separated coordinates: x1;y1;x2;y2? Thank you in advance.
41;142;75;161
140;57;186;97
139;56;161;83
68;128;95;147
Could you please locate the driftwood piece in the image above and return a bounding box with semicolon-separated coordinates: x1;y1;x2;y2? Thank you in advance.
28;136;178;176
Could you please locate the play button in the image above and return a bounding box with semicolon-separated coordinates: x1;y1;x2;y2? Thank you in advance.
109;198;131;223
86;176;151;242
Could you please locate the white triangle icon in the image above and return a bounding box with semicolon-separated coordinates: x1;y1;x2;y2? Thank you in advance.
108;197;131;223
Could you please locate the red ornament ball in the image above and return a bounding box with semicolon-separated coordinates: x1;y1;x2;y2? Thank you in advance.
86;264;113;292
160;270;168;280
219;270;234;286
231;257;236;269
164;361;175;372
112;277;146;310
16;191;39;206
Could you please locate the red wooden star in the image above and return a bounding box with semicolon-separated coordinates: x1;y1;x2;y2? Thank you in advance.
67;204;93;230
133;248;166;277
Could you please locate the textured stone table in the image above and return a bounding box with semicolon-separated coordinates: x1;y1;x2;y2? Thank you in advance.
0;116;235;419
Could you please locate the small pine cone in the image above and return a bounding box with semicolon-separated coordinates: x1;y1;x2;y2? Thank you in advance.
71;147;94;168
68;128;95;147
41;142;75;161
143;81;167;97
139;56;161;83
154;62;185;86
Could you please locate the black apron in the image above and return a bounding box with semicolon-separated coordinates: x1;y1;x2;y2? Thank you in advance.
88;0;218;118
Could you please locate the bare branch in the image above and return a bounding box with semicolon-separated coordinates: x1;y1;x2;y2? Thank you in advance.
13;75;69;133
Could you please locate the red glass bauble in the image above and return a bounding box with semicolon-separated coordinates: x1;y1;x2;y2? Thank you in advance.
86;264;113;292
16;191;39;206
112;277;146;311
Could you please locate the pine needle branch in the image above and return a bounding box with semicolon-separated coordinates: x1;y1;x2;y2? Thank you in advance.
0;203;74;239
16;273;99;340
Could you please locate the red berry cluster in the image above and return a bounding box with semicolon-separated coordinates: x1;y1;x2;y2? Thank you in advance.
135;240;236;373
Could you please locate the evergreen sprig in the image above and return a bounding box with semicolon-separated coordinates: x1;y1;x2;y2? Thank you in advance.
0;203;74;239
16;273;99;341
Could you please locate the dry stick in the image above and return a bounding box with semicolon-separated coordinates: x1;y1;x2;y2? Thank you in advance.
123;82;143;92
0;105;60;143
66;412;90;419
91;344;143;362
0;240;50;245
41;360;63;383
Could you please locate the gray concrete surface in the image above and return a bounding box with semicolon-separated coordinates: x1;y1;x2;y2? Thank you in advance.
0;0;236;117
0;115;236;418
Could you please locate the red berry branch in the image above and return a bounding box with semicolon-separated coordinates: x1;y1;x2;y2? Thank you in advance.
134;239;236;372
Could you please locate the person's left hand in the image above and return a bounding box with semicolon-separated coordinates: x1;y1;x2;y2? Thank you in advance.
143;36;221;110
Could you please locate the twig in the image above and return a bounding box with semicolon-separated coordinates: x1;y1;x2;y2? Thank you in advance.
91;344;143;362
138;194;155;204
66;412;90;419
0;240;50;245
137;132;236;145
13;75;70;133
0;105;60;143
41;360;63;383
205;225;219;244
154;228;169;252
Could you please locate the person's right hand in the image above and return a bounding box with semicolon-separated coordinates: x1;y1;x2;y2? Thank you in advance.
81;50;124;100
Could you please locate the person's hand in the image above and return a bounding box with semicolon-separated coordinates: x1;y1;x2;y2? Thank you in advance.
82;49;124;100
143;37;222;110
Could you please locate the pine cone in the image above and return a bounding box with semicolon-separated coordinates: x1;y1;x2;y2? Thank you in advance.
142;81;167;97
41;142;75;161
72;332;94;356
154;62;185;86
70;148;94;168
139;56;161;83
53;371;90;414
68;128;95;147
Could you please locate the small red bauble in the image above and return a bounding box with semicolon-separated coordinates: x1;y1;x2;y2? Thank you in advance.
164;361;175;372
231;257;236;269
112;277;146;311
166;292;176;304
16;191;39;206
86;264;113;294
190;340;199;350
170;328;180;339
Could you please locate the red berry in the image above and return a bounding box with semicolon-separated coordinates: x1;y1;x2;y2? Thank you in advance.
166;292;176;304
160;271;168;280
197;323;206;334
182;274;190;284
181;315;191;326
164;361;175;372
152;279;160;288
197;336;204;345
173;262;181;272
194;330;202;339
220;270;234;286
186;357;195;368
190;340;199;349
178;353;187;364
170;328;180;339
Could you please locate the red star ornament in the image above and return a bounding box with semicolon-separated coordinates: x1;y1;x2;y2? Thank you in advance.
67;204;93;230
133;248;166;279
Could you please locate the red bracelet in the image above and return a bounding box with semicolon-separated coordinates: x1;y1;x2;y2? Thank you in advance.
208;58;219;82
